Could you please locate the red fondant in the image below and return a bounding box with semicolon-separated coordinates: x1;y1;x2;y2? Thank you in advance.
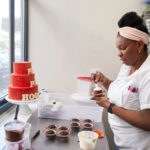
8;62;38;101
8;85;38;100
13;62;31;74
11;73;35;87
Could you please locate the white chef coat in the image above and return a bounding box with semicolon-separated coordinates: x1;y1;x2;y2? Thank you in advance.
108;55;150;150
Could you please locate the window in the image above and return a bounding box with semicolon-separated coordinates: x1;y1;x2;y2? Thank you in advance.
0;0;10;98
15;0;23;62
0;0;28;114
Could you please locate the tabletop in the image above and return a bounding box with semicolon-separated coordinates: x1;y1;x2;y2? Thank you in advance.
28;112;110;150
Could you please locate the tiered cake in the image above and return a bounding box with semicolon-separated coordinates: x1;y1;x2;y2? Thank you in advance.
8;62;39;101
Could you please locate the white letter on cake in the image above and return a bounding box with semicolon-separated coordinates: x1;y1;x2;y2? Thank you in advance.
29;94;35;100
34;93;39;99
30;81;35;87
28;68;32;74
22;94;29;101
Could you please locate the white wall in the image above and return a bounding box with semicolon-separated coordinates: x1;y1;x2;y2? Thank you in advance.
29;0;142;93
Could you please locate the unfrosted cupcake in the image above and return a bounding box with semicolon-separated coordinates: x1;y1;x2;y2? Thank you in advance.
70;122;80;132
56;130;70;142
44;129;56;140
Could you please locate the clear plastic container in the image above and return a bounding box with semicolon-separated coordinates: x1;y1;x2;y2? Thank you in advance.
78;131;98;150
37;93;103;122
23;123;32;149
38;101;62;118
4;120;25;142
77;77;92;96
5;139;24;150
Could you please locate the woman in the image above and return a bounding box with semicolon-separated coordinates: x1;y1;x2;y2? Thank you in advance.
91;12;150;150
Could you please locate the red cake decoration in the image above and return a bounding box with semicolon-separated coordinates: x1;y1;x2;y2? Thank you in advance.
8;62;39;101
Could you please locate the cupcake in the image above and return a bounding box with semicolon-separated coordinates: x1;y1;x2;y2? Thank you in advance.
44;129;56;140
46;124;57;131
70;122;80;132
4;120;25;142
82;119;94;124
57;126;69;131
70;118;80;123
93;86;103;95
56;130;70;142
82;123;93;130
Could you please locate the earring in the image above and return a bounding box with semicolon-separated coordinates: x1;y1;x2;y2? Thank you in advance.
139;50;141;54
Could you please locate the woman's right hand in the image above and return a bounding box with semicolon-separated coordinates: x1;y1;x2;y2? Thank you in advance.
91;72;107;84
91;72;112;90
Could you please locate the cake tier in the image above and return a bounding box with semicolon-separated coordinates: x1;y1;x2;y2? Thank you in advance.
11;73;35;87
8;85;38;101
13;62;32;74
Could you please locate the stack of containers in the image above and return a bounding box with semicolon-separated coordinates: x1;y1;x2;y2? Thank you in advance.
4;120;26;150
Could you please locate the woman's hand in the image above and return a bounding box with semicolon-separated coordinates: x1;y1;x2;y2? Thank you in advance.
91;72;106;84
91;72;112;90
91;95;110;109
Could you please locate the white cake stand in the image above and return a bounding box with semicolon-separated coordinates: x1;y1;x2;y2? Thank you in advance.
5;96;39;115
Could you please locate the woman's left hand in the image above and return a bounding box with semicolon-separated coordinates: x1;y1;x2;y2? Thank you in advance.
91;95;110;109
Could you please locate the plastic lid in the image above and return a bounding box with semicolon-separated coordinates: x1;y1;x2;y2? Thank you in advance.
4;120;25;131
77;77;92;82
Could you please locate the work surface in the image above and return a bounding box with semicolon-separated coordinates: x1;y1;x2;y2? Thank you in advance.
28;112;110;150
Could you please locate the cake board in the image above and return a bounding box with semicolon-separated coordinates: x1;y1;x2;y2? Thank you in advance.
5;96;39;115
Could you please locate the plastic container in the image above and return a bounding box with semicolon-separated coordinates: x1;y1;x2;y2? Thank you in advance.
77;77;92;97
78;131;98;150
24;123;31;139
5;139;24;150
23;123;32;149
38;101;62;118
38;92;103;122
4;120;25;142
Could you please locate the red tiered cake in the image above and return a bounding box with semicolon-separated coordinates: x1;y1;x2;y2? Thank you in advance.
8;62;39;101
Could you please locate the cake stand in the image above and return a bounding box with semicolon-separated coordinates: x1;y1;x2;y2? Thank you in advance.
5;96;39;115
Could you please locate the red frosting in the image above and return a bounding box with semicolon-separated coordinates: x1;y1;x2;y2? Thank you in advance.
11;73;35;87
13;62;31;74
8;85;38;100
8;62;38;101
93;90;103;95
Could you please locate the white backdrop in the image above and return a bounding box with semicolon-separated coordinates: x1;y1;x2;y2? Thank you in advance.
29;0;142;93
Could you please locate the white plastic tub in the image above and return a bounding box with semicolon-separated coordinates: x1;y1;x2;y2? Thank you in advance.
37;92;103;122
